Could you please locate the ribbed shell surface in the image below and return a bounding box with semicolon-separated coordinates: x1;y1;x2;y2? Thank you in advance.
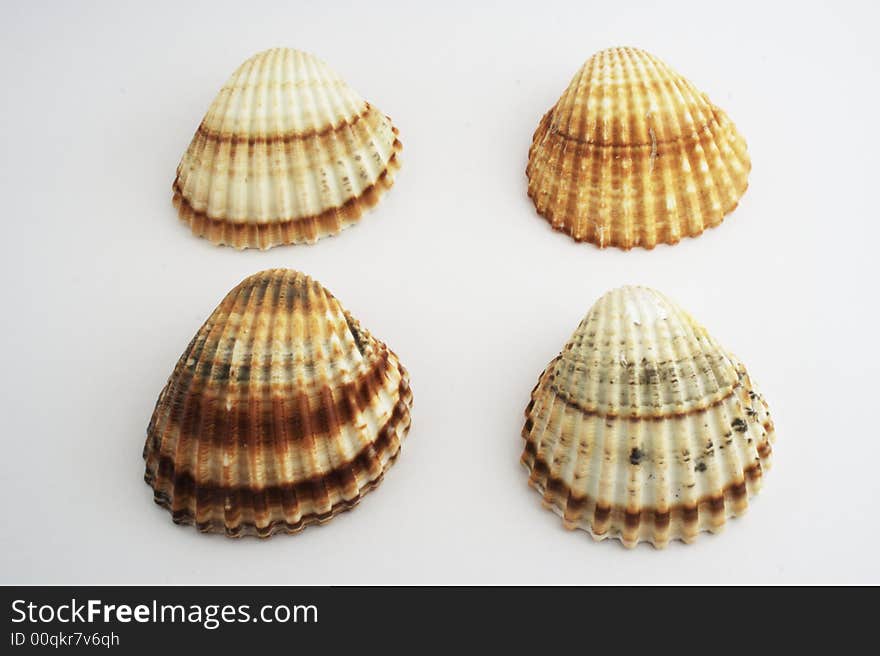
173;48;402;249
143;269;413;537
526;47;750;250
521;287;774;548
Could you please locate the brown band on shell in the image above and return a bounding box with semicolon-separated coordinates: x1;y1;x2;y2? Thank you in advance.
550;107;722;150
525;446;767;546
172;146;401;249
549;380;737;421
145;373;412;538
537;353;738;421
155;351;398;467
196;102;371;144
531;108;743;180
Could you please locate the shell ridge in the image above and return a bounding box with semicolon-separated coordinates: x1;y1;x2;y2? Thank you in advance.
542;111;567;233
684;411;709;538
308;279;340;515
677;70;729;223
220;283;254;533
646;59;688;243
668;300;738;399
223;54;257;226
272;52;294;229
541;389;569;512
259;274;286;528
700;403;731;531
526;366;559;496
618;50;638;246
186;281;253;527
546;379;577;522
564;382;588;527
595;403;619;540
355;112;386;196
193;373;220;530
521;361;553;476
719;390;750;518
284;273;311;525
677;409;701;542
584;292;616;534
659;295;709;543
309;50;355;239
700;122;736;223
633;421;654;544
264;48;291;232
660;68;702;240
585;58;609;244
525;113;553;229
689;114;725;222
175;284;248;511
653;411;675;547
318;54;365;137
222;53;261;226
145;329;201;467
251;50;275;235
699;116;742;226
299;51;331;240
175;129;204;215
655;294;726;409
580;57;610;242
656;292;699;411
195;103;373;144
294;294;328;518
240;277;271;530
275;53;301;245
275;277;300;526
322;129;351;237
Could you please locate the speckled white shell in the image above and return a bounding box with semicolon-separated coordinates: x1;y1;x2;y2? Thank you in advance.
521;286;775;548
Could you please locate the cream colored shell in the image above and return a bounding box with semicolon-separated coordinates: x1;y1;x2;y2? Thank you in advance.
173;48;401;249
526;47;750;249
521;286;774;548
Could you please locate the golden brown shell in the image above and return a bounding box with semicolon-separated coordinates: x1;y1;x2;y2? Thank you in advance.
143;269;413;537
526;47;750;249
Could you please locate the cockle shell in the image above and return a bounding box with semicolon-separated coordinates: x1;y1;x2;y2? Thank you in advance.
173;48;402;250
521;286;774;548
143;269;413;537
526;47;750;250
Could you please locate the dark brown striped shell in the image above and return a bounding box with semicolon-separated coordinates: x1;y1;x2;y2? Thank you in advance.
143;269;413;537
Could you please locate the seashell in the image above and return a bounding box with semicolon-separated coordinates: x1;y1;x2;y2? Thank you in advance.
521;286;774;548
526;47;750;250
143;269;413;537
173;48;402;250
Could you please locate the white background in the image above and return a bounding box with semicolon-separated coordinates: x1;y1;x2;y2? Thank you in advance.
1;0;877;584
